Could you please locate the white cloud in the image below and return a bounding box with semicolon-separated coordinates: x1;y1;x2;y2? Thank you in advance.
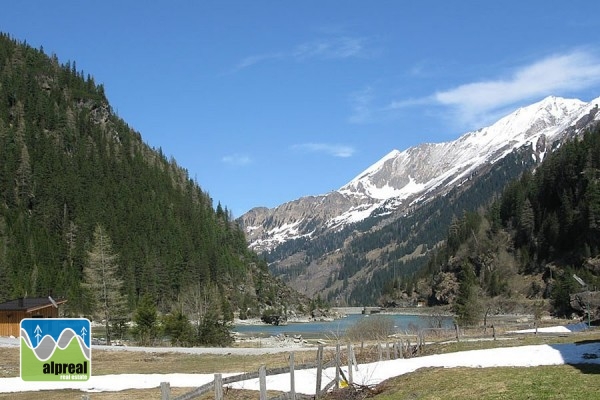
293;37;366;60
234;53;283;71
291;143;355;158
233;36;367;72
221;154;252;166
388;49;600;128
387;96;431;110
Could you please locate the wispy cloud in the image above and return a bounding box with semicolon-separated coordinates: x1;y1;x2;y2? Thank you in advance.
221;154;252;166
235;53;284;70
348;86;375;124
389;49;600;128
434;50;600;125
387;96;431;110
293;36;366;60
291;143;355;158
232;36;368;72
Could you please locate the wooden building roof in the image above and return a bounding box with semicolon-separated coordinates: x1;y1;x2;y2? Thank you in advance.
0;297;67;313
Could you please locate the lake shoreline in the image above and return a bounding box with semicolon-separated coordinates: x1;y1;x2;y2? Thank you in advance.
232;312;458;341
233;306;455;328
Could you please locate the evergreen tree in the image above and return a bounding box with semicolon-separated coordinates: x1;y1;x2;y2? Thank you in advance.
453;262;481;326
163;310;193;346
196;307;233;347
132;293;159;345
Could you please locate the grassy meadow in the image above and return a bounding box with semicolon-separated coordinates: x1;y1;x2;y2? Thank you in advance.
0;329;598;399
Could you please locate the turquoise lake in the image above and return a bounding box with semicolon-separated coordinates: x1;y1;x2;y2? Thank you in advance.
233;313;454;337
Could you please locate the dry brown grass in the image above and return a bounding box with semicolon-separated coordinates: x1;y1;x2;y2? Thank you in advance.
0;347;318;400
1;329;598;399
1;347;319;378
0;387;280;400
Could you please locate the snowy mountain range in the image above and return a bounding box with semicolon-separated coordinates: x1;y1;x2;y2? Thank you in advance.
241;96;600;255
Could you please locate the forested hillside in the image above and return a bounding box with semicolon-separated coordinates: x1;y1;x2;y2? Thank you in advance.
393;125;600;322
0;33;305;320
268;141;541;306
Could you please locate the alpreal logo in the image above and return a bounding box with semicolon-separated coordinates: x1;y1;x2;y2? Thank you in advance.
20;318;91;381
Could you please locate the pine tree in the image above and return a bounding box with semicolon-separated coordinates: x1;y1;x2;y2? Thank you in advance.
82;224;127;345
196;307;233;347
453;262;481;326
132;293;159;346
163;310;193;346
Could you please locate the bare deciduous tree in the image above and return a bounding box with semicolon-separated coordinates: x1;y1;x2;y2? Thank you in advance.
82;224;127;345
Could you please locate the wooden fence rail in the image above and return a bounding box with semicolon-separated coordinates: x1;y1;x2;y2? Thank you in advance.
163;337;432;400
169;346;340;400
79;324;556;400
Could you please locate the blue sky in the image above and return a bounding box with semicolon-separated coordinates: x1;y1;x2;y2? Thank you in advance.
2;2;600;217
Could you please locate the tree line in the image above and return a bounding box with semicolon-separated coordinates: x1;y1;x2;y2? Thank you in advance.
412;124;600;323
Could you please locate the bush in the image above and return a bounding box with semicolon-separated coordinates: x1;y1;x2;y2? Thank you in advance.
346;315;396;341
196;308;233;347
163;310;193;346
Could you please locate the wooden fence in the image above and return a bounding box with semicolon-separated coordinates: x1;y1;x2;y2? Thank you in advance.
160;338;428;400
81;322;556;400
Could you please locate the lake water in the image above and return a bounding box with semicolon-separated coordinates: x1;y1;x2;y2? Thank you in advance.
233;313;454;338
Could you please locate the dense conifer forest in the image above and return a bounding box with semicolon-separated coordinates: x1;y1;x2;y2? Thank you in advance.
0;33;303;323
391;125;600;321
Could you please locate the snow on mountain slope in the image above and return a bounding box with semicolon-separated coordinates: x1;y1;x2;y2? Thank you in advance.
333;96;595;226
241;96;600;251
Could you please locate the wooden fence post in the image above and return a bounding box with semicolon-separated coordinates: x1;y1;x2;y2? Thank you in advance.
385;342;390;360
259;365;267;400
492;324;496;341
377;342;383;361
289;352;296;400
214;373;223;400
455;323;460;342
335;343;340;389
347;344;353;385
160;382;170;400
399;339;404;358
315;345;323;399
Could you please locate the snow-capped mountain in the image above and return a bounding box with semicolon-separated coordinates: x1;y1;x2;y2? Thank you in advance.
240;96;600;253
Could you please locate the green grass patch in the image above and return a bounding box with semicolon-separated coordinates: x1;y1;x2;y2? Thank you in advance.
371;364;600;400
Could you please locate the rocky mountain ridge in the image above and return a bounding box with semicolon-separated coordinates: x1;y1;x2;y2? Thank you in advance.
241;96;600;253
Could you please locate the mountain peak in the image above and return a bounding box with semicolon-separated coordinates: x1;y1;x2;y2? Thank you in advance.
241;95;600;253
504;96;585;127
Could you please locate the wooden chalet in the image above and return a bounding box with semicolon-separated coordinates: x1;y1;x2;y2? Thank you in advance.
0;297;67;337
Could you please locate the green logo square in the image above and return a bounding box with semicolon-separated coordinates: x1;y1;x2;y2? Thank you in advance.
20;318;91;381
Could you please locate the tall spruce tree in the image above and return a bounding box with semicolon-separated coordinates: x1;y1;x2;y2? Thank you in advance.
82;224;127;345
453;262;481;326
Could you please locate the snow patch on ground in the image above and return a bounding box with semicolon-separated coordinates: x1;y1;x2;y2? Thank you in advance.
1;326;598;395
